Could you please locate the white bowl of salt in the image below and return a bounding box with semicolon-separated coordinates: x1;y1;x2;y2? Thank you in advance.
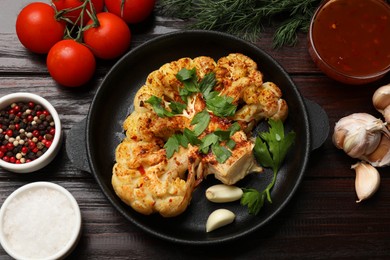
0;182;81;260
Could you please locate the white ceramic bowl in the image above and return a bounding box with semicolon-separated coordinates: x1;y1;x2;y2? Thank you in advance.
0;182;82;260
0;93;62;173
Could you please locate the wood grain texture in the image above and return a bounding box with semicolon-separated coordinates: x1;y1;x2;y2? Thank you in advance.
1;2;390;259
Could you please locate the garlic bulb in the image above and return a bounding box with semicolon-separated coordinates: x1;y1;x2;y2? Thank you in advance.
352;161;380;203
332;113;389;158
206;209;235;232
363;135;390;167
373;84;390;123
205;184;243;203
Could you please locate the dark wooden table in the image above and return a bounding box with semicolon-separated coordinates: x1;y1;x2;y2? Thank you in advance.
1;1;390;259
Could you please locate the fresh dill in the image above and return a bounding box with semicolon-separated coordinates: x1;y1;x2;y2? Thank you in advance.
156;0;321;47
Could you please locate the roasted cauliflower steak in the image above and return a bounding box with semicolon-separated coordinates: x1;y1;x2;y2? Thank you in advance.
112;53;288;217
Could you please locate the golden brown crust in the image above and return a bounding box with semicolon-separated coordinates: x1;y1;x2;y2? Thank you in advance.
112;53;288;217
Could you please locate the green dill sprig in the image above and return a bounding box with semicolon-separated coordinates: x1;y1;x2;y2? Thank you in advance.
157;0;321;47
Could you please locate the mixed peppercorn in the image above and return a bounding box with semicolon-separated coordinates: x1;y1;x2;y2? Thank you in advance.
0;101;55;164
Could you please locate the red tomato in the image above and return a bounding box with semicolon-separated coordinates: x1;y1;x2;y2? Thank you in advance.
104;0;155;24
52;0;104;25
47;40;96;87
83;12;131;59
16;3;66;54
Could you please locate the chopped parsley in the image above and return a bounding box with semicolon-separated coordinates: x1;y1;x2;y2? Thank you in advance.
147;67;239;163
145;96;186;117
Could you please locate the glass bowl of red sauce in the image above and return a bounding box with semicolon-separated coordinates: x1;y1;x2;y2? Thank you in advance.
308;0;390;85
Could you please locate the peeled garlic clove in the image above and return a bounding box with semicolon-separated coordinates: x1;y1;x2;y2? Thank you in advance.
332;113;387;158
206;209;235;232
352;161;380;203
363;135;390;167
206;184;243;203
373;84;390;123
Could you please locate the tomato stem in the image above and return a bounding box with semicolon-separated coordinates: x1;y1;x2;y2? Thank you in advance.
54;0;99;43
121;0;126;18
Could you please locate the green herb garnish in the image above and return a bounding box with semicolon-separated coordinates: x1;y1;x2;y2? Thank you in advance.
241;119;295;215
145;96;174;117
176;68;237;117
149;67;239;162
157;0;321;48
164;134;185;158
163;112;241;163
176;68;200;101
145;96;186;117
199;133;220;154
169;101;187;115
205;92;237;117
191;109;210;136
199;72;216;97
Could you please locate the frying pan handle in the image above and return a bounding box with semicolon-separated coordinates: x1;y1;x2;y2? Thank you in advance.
304;98;330;151
66;117;92;173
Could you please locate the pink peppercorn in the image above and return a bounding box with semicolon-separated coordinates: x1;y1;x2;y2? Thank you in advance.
0;146;7;153
6;143;14;151
5;129;13;137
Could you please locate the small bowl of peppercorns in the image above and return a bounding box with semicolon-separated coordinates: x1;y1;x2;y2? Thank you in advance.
0;93;62;173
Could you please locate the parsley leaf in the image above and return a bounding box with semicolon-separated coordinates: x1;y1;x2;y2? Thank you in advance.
225;139;236;150
258;119;296;173
176;68;199;101
151;67;240;162
199;72;216;98
241;119;295;215
206;92;237;117
199;133;219;154
169;101;186;114
176;68;237;117
146;96;186;117
164;133;190;158
191;110;210;136
198;123;240;163
164;134;181;158
145;96;174;117
183;128;201;146
176;67;197;82
214;122;241;140
241;188;266;215
211;143;232;163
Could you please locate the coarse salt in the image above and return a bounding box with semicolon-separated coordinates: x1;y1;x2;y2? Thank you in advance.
2;187;78;259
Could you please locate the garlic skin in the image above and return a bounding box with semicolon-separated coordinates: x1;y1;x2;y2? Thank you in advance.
352;161;380;203
205;184;243;203
332;113;389;158
363;135;390;167
206;209;235;232
373;84;390;123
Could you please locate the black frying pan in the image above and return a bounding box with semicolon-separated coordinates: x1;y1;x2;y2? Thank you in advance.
67;30;329;245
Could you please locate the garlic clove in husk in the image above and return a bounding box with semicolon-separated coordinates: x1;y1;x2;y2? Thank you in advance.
352;161;380;203
362;135;390;167
373;83;390;123
332;113;389;158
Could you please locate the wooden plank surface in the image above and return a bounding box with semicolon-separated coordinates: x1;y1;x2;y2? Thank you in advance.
1;1;390;259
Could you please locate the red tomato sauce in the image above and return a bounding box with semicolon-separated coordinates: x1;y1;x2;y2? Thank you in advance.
312;0;390;77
